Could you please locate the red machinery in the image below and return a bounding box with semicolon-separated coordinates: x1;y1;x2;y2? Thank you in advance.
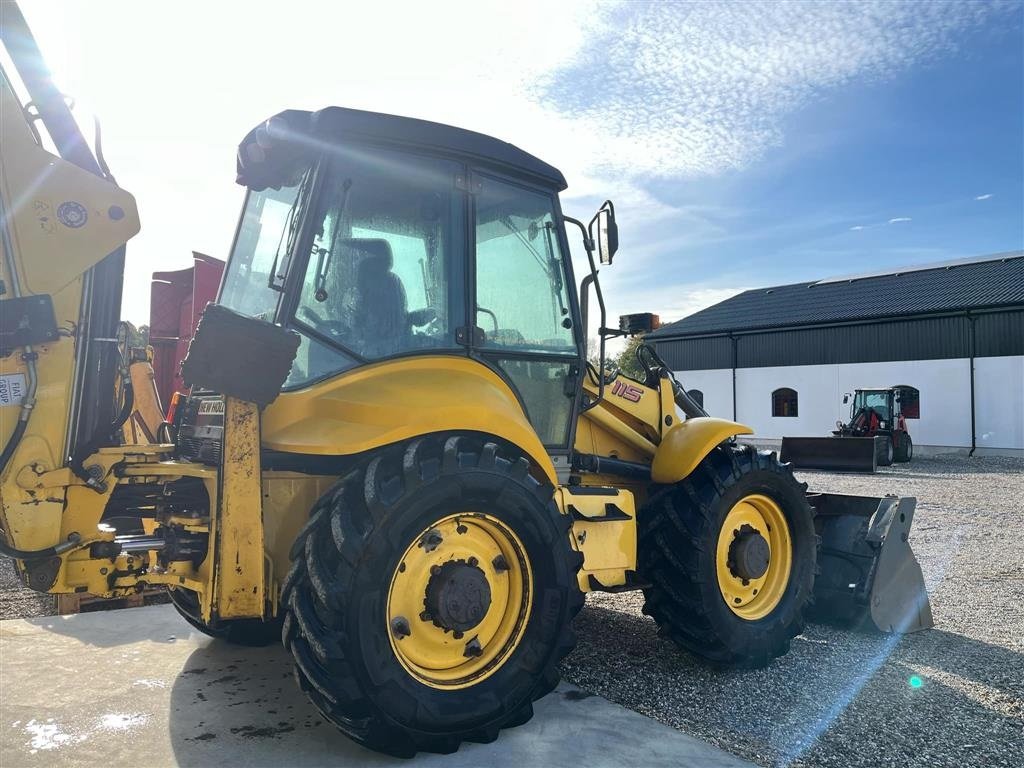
781;386;916;472
834;386;916;465
149;252;224;409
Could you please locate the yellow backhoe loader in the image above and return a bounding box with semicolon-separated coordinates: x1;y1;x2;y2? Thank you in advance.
0;7;931;757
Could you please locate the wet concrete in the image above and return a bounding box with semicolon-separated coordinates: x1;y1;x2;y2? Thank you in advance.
0;604;753;767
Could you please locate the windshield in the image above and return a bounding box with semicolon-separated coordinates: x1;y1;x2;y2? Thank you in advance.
853;391;891;421
220;180;304;320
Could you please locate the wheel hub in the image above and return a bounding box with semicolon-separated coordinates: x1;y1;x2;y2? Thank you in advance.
424;559;492;633
386;513;532;689
727;524;770;581
715;494;793;620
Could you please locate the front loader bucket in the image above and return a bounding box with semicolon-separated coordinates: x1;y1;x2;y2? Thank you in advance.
807;493;933;633
781;436;881;472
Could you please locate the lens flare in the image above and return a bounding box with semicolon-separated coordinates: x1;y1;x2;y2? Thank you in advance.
909;675;923;688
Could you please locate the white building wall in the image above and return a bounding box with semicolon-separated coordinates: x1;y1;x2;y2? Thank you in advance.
975;356;1024;450
674;356;1023;450
734;364;840;440
676;368;734;418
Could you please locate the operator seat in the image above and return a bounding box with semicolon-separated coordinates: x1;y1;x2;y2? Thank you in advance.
342;239;408;358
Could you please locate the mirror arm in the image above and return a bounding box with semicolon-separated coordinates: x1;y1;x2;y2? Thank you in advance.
565;215;609;413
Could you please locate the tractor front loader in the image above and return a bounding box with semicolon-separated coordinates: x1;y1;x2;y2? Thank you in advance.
0;6;931;757
782;386;916;472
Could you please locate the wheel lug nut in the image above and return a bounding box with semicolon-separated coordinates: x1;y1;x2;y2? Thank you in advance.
419;610;432;622
492;554;509;573
467;556;478;567
463;636;482;658
430;564;442;576
419;529;443;552
453;630;464;640
390;616;411;639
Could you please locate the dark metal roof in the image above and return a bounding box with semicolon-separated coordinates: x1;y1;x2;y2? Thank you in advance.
237;106;566;191
649;252;1024;339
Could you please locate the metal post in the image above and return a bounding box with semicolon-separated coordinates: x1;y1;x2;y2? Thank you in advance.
730;334;738;421
214;397;266;619
968;313;977;457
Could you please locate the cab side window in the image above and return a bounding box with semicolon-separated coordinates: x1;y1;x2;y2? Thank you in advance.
474;180;575;353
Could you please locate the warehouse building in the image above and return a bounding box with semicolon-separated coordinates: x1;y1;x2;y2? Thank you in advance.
647;252;1024;454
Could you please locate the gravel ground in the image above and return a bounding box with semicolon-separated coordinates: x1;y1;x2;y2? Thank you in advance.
560;454;1024;768
0;559;53;620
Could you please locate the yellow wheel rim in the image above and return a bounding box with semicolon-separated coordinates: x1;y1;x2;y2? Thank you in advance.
716;494;792;620
386;513;532;690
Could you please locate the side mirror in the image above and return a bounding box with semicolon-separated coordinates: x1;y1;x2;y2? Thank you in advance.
842;394;850;404
590;201;618;265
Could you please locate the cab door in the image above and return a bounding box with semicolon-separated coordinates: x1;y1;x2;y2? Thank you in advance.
470;174;583;450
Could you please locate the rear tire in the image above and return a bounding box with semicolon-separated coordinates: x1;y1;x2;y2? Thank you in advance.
167;588;282;647
894;433;913;463
638;445;816;668
281;433;583;757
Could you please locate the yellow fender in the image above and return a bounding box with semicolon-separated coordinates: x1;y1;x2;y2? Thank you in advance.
261;355;557;484
651;417;754;484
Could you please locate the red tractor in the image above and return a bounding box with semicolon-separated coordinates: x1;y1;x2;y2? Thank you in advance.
835;386;916;465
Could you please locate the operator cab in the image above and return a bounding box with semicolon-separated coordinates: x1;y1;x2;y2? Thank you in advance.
850;389;894;425
845;386;918;428
218;107;612;451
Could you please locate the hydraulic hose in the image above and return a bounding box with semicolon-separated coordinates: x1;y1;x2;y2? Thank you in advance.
638;342;709;419
110;329;135;433
672;378;709;420
0;421;29;474
0;531;83;561
0;166;40;475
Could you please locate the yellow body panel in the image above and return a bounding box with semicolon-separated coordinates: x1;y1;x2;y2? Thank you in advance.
262;355;557;484
575;375;662;464
652;417;754;484
262;472;338;609
558;486;637;592
215;397;265;619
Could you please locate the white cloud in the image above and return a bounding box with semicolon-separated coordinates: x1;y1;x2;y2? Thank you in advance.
975;193;994;200
888;217;912;224
849;225;866;231
539;1;1008;179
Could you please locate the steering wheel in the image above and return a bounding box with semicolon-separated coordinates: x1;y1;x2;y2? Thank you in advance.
299;305;350;339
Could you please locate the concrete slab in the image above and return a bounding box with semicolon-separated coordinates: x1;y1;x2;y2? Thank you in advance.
0;605;753;767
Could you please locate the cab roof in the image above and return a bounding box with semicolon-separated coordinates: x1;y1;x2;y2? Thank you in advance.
237;106;567;192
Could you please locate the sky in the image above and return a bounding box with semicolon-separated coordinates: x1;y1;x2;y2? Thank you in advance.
12;0;1024;333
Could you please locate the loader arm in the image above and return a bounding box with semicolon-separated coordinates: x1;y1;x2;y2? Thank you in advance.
1;26;140;559
574;370;752;492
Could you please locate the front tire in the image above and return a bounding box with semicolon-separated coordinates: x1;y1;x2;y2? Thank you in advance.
638;445;816;668
879;437;895;467
281;433;582;757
